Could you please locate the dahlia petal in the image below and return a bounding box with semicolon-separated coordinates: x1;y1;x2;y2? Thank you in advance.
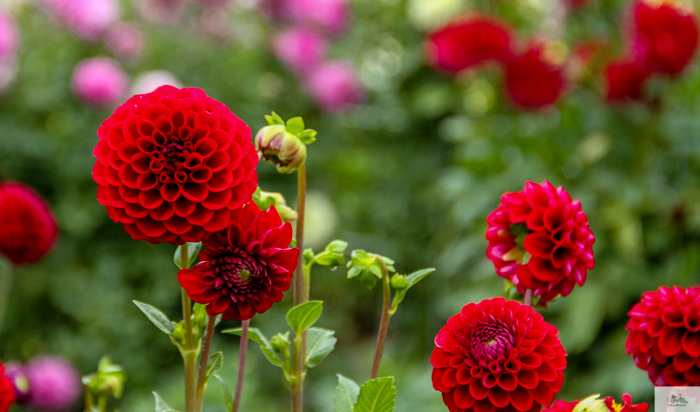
487;386;511;408
659;325;684;356
517;369;539;389
443;392;463;412
173;197;196;217
509;387;534;412
432;369;450;392
454;385;475;409
469;379;489;400
672;352;695;372
187;204;215;226
530;381;554;407
182;183;209;202
682;331;700;357
473;400;496;412
497;373;517;391
138;189;164;209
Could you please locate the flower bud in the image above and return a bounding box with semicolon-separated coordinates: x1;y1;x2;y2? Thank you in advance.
313;240;348;268
255;125;307;174
256;190;298;222
390;274;408;290
82;357;126;400
270;332;291;360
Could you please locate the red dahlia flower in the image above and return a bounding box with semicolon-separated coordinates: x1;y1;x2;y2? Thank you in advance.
626;285;700;386
432;297;567;412
505;42;566;109
543;400;578;412
543;394;648;412
0;362;15;412
605;394;649;412
632;0;698;76
178;203;299;321
92;86;258;244
0;182;57;265
604;58;650;102
426;16;513;74
486;181;595;304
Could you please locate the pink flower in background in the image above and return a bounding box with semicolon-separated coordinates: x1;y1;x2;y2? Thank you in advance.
274;27;328;73
0;12;18;63
72;57;128;107
307;61;364;112
285;0;349;35
131;70;182;95
139;0;186;24
23;356;81;411
43;0;120;41
105;23;144;62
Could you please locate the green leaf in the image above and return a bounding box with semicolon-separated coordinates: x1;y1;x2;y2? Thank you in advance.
222;327;282;367
153;392;174;412
392;268;436;310
305;327;337;368
286;301;323;335
359;272;380;290
333;375;360;412
286;117;305;134
271;112;285;125
354;377;396;412
298;129;317;144
133;301;174;335
212;374;234;412
174;242;202;269
206;351;224;378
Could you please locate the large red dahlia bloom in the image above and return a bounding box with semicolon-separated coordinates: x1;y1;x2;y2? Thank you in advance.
0;182;57;265
92;86;258;244
0;362;15;412
505;42;566;109
426;16;513;74
604;58;650;102
178;203;299;321
486;181;595;304
626;285;700;386
432;298;566;412
632;0;698;76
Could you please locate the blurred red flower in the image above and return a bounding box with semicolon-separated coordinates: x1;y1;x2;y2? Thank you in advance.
178;203;299;321
543;399;578;412
486;181;595;304
0;182;57;265
632;0;699;76
432;297;567;412
606;394;649;412
426;16;514;74
504;41;566;109
0;362;15;412
604;58;650;102
627;285;700;386
92;86;258;244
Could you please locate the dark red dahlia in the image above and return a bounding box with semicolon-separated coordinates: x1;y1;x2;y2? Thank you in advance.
0;182;57;265
632;0;698;76
626;285;700;386
92;86;258;244
426;16;513;74
486;181;595;304
0;362;16;412
178;203;299;321
604;58;650;102
542;400;578;412
505;42;566;109
432;297;567;412
605;394;649;412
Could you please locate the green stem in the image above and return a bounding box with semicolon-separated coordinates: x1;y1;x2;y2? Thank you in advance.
85;389;95;412
233;319;250;412
0;260;13;333
97;396;107;412
292;162;307;412
180;243;196;412
370;257;392;380
524;289;533;307
194;315;217;412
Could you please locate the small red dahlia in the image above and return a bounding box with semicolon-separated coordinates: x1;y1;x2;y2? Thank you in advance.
486;181;595;304
0;182;57;265
543;394;648;412
542;400;578;412
604;58;650;102
626;285;700;386
0;362;15;412
178;203;299;321
632;0;698;76
426;16;513;74
432;297;567;412
92;86;258;244
605;394;649;412
505;42;566;109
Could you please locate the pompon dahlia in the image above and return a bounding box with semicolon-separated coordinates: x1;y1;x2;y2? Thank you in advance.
0;182;58;265
178;203;299;321
504;41;566;109
486;181;595;304
604;59;650;102
626;285;700;386
92;86;258;245
432;298;567;412
426;16;513;74
632;0;698;76
0;362;15;412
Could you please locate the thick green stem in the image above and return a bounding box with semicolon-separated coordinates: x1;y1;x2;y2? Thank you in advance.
180;243;196;412
233;319;250;412
524;289;533;307
370;257;392;379
97;396;107;412
194;315;217;412
292;162;307;412
0;261;13;333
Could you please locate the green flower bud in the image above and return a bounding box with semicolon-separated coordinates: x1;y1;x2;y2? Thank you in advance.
314;240;348;268
82;357;127;400
270;332;291;359
390;274;408;290
346;250;396;290
255;189;298;222
255;125;307;174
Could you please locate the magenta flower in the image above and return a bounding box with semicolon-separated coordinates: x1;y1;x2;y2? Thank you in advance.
307;61;364;112
273;27;327;74
21;356;81;411
105;23;144;62
72;57;128;107
43;0;120;41
285;0;349;35
0;12;18;63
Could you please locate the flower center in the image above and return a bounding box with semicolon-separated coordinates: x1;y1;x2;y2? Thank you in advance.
209;248;269;297
471;323;513;361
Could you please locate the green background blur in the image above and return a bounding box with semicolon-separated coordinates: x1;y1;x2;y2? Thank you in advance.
1;0;698;410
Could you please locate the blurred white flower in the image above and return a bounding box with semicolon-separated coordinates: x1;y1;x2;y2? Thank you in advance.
302;191;338;250
130;70;182;95
407;0;467;30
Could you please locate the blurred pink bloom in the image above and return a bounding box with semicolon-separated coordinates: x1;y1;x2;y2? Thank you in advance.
105;23;144;62
131;70;182;95
274;27;327;73
0;11;18;62
139;0;186;24
72;57;128;107
23;356;81;412
194;0;231;5
43;0;120;41
307;61;364;112
286;0;349;35
4;363;30;404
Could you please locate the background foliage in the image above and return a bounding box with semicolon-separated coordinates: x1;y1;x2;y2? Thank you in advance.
1;0;697;410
